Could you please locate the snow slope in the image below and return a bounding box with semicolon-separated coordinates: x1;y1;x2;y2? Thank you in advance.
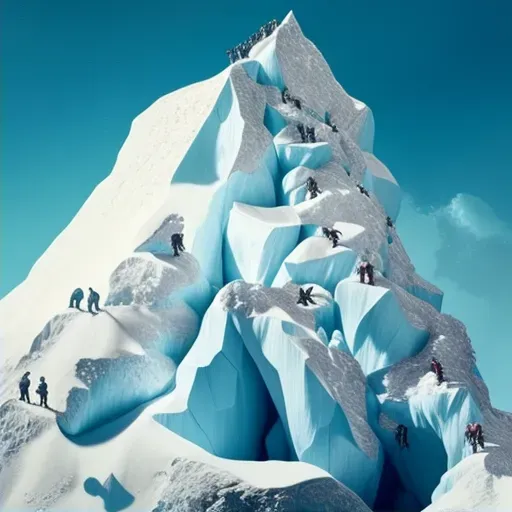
1;9;511;512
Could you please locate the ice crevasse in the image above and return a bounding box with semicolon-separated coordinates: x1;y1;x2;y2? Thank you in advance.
0;9;511;512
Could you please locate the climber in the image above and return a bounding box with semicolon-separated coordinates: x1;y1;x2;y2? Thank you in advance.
358;260;375;286
305;177;321;199
36;376;48;408
226;49;235;64
430;357;445;385
386;216;394;228
357;184;370;197
171;233;185;257
87;287;101;314
465;423;485;454
325;113;339;133
306;126;316;143
19;371;31;404
69;288;84;309
282;87;291;104
297;286;316;307
395;424;409;449
293;97;302;110
322;227;343;248
297;123;307;143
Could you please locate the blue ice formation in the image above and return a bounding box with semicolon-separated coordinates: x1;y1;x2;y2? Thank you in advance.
56;306;196;436
329;330;351;354
265;417;291;461
153;296;269;461
59;351;175;437
335;279;430;376
222;282;382;505
281;167;311;205
224;203;301;286
191;147;279;289
274;127;332;174
362;153;401;222
370;385;483;507
273;236;357;295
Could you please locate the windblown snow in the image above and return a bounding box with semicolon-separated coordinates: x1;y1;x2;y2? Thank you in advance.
1;10;510;512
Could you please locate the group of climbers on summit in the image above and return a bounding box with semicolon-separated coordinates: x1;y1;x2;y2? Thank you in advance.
69;287;101;314
226;19;279;63
19;372;49;408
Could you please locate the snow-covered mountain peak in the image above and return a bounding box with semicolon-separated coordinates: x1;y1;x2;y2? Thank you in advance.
1;11;511;512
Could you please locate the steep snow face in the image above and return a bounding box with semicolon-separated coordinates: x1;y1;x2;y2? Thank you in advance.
0;71;229;370
5;306;188;436
1;8;511;512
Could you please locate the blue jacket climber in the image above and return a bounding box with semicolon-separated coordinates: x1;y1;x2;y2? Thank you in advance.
69;288;84;309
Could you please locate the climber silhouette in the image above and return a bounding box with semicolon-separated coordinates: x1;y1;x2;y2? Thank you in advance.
69;288;84;309
171;233;185;257
297;286;316;307
306;177;321;199
84;475;135;512
356;184;370;197
306;126;316;143
357;261;375;286
36;376;48;408
297;122;306;143
322;227;343;248
395;424;409;449
430;358;444;385
386;216;394;228
465;423;485;454
19;371;31;404
88;288;101;314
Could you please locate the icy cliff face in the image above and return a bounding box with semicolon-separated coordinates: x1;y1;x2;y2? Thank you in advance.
1;10;511;512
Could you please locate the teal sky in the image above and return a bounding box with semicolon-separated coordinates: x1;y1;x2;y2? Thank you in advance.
2;0;511;410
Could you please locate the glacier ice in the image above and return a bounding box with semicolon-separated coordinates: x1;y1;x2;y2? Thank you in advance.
153;294;270;461
335;277;430;376
224;203;301;286
1;9;511;512
273;233;357;295
222;281;383;505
